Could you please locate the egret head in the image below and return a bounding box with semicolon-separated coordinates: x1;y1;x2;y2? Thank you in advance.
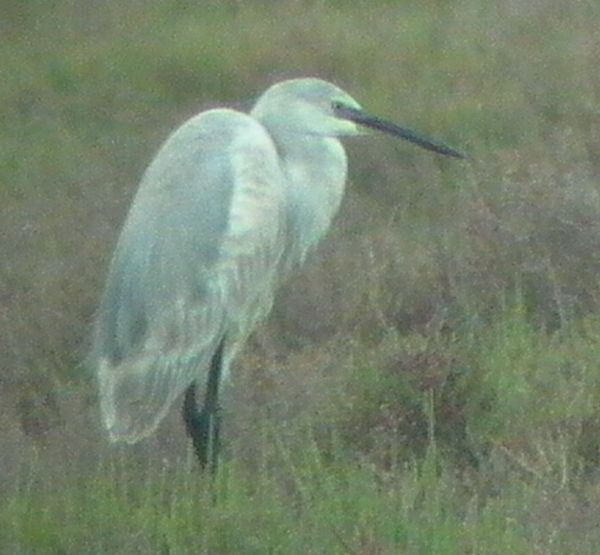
251;78;364;137
251;78;464;158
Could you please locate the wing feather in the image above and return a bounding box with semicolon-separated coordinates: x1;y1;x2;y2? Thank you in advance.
91;109;286;441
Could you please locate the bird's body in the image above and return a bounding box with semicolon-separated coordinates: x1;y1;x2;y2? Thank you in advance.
91;78;463;469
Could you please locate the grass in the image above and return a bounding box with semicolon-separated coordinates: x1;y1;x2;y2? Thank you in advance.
2;0;600;553
6;373;600;555
0;419;574;554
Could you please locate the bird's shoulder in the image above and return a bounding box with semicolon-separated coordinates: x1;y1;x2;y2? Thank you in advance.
120;106;287;270
163;108;275;156
135;108;282;199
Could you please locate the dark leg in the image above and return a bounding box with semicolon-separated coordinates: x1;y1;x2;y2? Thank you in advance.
183;339;224;473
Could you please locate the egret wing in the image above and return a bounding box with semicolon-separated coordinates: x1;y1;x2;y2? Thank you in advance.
92;109;286;442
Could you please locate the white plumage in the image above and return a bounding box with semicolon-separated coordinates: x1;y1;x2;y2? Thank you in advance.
91;78;463;469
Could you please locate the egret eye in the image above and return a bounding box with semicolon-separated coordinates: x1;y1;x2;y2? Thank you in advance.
331;100;346;112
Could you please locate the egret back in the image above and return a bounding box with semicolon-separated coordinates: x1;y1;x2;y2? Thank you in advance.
92;109;287;442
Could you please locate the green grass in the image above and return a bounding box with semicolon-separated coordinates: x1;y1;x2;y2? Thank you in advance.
0;423;572;554
6;311;600;553
6;366;600;555
3;0;600;553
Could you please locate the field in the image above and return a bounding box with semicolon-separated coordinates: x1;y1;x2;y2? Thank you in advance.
2;0;600;553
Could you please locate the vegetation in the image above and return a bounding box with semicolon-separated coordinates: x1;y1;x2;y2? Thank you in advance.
2;0;600;553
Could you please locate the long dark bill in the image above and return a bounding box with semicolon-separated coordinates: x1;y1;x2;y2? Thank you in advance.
340;105;465;159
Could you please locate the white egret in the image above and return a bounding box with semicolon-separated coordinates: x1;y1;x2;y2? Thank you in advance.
91;78;463;471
